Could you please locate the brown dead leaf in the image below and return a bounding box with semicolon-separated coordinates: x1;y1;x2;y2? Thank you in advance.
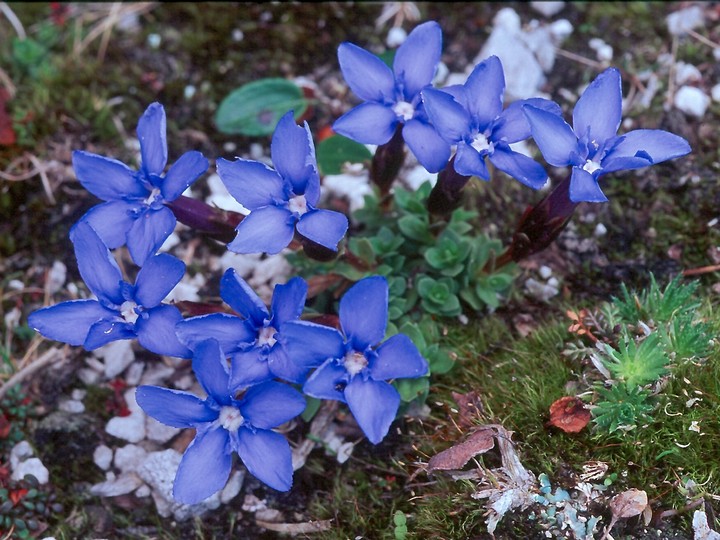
547;396;591;433
451;390;483;429
610;488;648;518
427;426;496;473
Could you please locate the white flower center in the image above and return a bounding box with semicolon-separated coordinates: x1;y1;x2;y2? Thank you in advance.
120;301;139;324
392;100;415;121
258;326;277;347
471;132;493;153
288;194;308;216
343;351;368;377
219;406;245;432
583;159;602;174
145;187;162;206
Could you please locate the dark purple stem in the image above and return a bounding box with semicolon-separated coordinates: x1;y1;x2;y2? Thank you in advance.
427;156;471;216
371;123;405;196
166;196;244;244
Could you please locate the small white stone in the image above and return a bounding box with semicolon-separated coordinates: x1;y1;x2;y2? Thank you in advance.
594;223;608;237
494;7;521;33
711;83;720;103
78;367;101;385
323;173;372;213
115;444;148;472
147;33;161;48
666;5;705;36
386;26;407;47
714;48;720;62
174;374;195;390
90;473;144;497
47;261;67;294
404;165;437;190
159;232;181;252
206;173;250;214
71;389;86;400
10;444;49;485
106;414;146;443
674;85;710;118
675;62;702;85
4;307;21;331
135;484;152;497
58;399;85;414
184;85;197;100
7;279;24;290
525;277;559;302
94;445;114;471
95;340;135;379
231;29;244;42
10;441;34;469
139;364;176;386
146;416;181;443
530;1;565;17
549;19;573;41
125;361;145;387
596;44;613;62
538;265;553;280
219;470;245;504
547;277;560;289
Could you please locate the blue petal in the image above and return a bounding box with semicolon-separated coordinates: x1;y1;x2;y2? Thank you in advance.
72;150;146;201
227;206;295;255
345;378;400;444
296;209;348;251
70;221;124;307
228;348;273;390
135;386;217;428
235;428;293;491
81;200;138;249
174;427;232;504
463;55;505;127
240;381;306;429
216;158;286;211
191;338;231;404
302;359;348;402
371;334;428;381
270;277;307;327
393;21;442;99
134;254;185;308
601;129;691;174
332;102;398;145
339;276;388;350
523;105;578;167
28;300;115;346
271;112;317;196
136;304;191;358
422;88;472;143
569;167;608;203
176;313;256;354
488;144;548;189
337;42;395;102
402;119;452;173
280;321;345;368
137;102;168;176
454;143;489;179
267;345;309;384
220;268;268;326
161;151;208;201
126;206;177;266
573;68;622;143
493;98;562;144
83;318;136;350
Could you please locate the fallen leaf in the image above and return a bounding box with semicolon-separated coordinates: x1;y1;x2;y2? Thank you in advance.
0;88;16;146
547;396;591;433
610;488;648;518
427;426;495;473
451;390;483;429
0;413;11;438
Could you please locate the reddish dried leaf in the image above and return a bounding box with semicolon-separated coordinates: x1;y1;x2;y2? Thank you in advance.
548;396;591;433
610;488;648;518
9;488;28;506
427;427;496;473
451;390;483;429
0;413;11;438
0;88;16;146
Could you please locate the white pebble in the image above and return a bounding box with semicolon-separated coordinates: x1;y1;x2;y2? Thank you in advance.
711;83;720;103
594;223;608;237
47;261;67;294
93;445;114;471
386;27;407;48
666;5;705;36
114;444;148;472
538;265;553;280
530;1;565;17
675;62;702;85
59;399;85;414
674;85;710;118
147;33;161;49
231;29;244;42
549;19;573;41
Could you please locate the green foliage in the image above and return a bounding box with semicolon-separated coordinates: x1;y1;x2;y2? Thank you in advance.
599;332;669;388
215;78;309;135
393;510;408;539
613;274;701;324
659;313;712;360
316;135;372;175
591;385;655;434
0;473;61;539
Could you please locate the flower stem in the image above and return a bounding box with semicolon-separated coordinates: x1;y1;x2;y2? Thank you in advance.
370;123;405;196
427;156;471;216
166;196;243;244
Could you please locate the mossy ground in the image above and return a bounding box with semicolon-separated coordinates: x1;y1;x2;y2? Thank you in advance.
1;2;719;538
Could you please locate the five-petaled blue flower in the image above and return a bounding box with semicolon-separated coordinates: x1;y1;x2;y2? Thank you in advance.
176;269;310;387
135;338;306;503
281;276;428;444
422;55;562;189
73;102;209;265
522;68;692;202
217;111;348;254
28;222;190;357
332;21;451;173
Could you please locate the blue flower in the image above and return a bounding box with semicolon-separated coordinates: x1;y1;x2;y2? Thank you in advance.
332;21;450;173
135;339;306;503
522;68;692;202
282;276;428;444
176;269;310;387
217;111;348;254
422;55;561;189
28;221;190;357
73;103;209;265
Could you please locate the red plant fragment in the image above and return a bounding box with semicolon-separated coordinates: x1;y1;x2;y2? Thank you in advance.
0;88;16;146
9;488;28;506
0;413;11;439
548;396;591;433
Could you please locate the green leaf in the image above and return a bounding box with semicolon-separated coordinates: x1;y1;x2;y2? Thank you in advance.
395;377;429;402
301;396;322;422
398;215;432;243
348;237;376;266
316;135;372;175
215;78;308;136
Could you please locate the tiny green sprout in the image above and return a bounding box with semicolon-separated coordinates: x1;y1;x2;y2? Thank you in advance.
592;385;655;434
600;332;669;388
613;274;700;325
393;510;408;540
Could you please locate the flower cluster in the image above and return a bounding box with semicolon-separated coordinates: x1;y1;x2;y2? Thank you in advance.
26;18;692;510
